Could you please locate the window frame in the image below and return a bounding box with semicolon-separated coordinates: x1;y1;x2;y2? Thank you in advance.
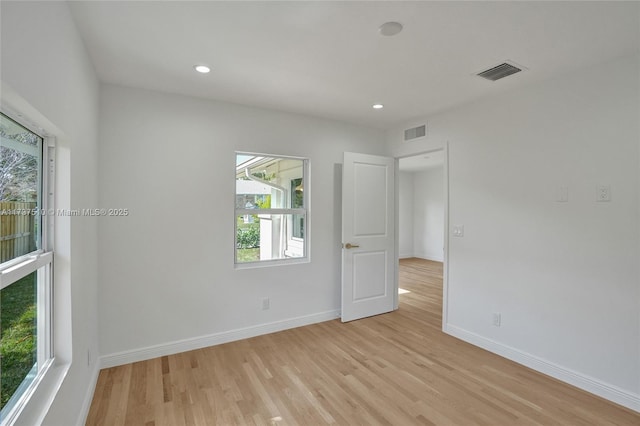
234;152;310;268
0;111;55;425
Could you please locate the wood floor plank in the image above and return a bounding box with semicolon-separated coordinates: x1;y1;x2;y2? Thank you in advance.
87;259;640;425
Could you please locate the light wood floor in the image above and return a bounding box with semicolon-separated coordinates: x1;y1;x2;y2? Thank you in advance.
87;258;640;425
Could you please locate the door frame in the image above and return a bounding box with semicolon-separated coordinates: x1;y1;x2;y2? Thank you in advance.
394;144;450;329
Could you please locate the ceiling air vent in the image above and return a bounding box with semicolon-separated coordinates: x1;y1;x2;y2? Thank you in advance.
477;62;522;81
404;124;426;141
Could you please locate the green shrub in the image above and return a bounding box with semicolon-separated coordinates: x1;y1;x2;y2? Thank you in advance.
237;224;260;248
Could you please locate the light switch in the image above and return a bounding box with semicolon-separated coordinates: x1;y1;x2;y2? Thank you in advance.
493;313;501;327
453;225;464;237
556;186;568;202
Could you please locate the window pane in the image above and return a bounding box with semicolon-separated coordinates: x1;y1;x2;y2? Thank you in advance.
1;113;42;263
236;214;305;263
236;156;304;209
0;271;37;411
290;178;304;239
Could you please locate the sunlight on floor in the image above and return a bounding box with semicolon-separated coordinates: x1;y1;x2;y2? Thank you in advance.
398;288;410;294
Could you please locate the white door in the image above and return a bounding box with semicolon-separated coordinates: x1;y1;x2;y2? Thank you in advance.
342;152;396;322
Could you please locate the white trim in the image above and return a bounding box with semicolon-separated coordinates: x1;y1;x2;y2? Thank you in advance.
43;139;55;252
100;310;340;369
236;208;306;216
394;145;450;326
5;362;70;426
398;253;445;262
76;362;100;426
0;365;38;425
413;252;444;262
393;160;399;310
444;324;640;413
0;252;53;289
441;143;450;330
0;105;56;426
235;256;310;269
234;153;309;267
0;359;54;426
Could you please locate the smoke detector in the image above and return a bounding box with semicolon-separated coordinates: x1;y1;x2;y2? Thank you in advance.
379;22;403;37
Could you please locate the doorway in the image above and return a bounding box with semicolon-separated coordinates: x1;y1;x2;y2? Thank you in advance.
397;149;447;328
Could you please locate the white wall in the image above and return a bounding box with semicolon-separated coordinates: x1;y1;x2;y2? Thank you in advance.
1;2;100;425
398;171;414;258
413;167;444;261
386;54;640;410
97;85;386;360
398;167;444;261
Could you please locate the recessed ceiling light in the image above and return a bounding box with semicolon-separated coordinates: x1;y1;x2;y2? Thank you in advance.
372;104;384;109
379;22;403;37
194;65;211;74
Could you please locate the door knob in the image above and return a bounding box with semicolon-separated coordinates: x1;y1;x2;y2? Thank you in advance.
344;243;360;249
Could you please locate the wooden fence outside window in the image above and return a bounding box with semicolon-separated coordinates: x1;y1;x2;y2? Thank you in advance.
1;202;37;263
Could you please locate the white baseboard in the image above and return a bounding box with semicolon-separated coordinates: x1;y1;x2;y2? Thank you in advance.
76;362;101;426
444;324;640;413
399;253;414;259
100;310;341;369
414;251;444;262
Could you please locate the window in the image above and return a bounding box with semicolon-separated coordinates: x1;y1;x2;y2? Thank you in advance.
235;153;308;265
0;112;54;423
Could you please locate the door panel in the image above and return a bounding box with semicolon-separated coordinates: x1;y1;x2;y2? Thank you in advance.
342;152;395;322
353;162;388;236
353;251;387;300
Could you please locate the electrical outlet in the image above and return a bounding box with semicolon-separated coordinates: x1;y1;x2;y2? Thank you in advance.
492;313;501;327
596;184;611;202
262;297;270;310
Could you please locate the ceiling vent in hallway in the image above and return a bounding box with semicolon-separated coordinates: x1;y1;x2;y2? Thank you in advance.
404;124;426;141
477;62;522;81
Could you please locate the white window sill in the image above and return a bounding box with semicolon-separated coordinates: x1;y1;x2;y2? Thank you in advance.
2;360;69;426
235;257;310;270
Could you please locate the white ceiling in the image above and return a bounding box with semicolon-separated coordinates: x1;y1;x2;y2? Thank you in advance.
69;1;640;129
